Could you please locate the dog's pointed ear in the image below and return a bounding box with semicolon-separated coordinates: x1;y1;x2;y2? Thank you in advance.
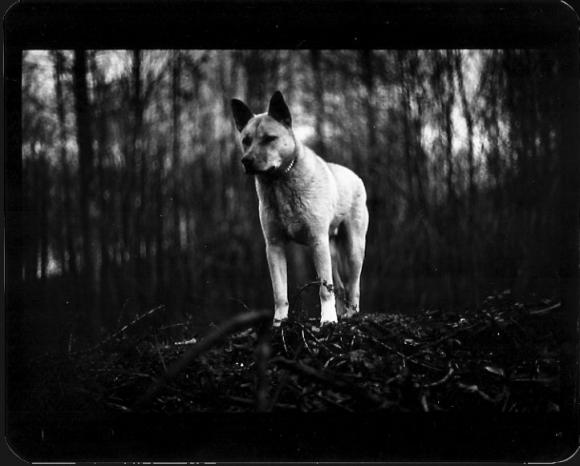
268;91;292;127
231;99;254;131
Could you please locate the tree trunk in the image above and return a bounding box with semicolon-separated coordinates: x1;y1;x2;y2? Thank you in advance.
155;143;165;304
171;51;184;318
444;57;455;208
243;50;266;110
360;49;376;178
397;52;416;213
309;50;326;155
90;52;114;326
53;50;77;277
132;49;146;306
73;49;100;337
52;51;67;275
23;146;40;282
453;50;479;307
171;51;182;253
39;156;50;281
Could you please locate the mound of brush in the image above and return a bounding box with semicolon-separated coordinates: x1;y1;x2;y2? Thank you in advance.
26;291;562;414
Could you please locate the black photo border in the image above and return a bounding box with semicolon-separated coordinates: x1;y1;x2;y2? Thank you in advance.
4;0;580;462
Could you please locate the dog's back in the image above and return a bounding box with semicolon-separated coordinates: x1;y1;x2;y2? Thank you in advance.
324;160;367;237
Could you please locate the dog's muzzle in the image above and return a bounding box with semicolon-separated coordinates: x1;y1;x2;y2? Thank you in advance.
241;157;279;176
241;157;255;173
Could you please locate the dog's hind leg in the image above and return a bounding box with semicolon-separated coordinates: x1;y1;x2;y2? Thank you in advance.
341;210;368;317
341;236;364;317
330;237;347;317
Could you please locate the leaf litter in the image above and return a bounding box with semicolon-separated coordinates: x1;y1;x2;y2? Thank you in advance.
26;292;562;414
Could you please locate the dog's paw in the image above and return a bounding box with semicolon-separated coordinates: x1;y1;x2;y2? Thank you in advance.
342;309;359;320
339;303;359;320
272;317;287;328
320;316;338;326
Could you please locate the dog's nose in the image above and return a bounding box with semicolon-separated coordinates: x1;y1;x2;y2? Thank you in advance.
241;156;254;171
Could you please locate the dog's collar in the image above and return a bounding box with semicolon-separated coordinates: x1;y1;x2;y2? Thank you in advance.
283;135;300;175
283;157;296;174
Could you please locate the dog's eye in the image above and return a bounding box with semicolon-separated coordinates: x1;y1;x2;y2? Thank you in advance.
263;135;278;143
242;136;252;146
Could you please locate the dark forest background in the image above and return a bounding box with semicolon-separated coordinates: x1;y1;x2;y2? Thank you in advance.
21;49;563;351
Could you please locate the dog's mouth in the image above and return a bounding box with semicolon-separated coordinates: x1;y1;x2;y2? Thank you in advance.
244;165;278;176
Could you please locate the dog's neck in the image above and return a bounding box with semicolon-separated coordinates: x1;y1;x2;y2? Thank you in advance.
255;140;307;190
283;135;300;175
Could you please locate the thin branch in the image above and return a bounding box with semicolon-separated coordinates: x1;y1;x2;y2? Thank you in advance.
422;364;455;388
267;340;305;412
528;302;562;316
314;391;354;412
134;309;270;408
154;334;168;373
272;357;384;408
73;304;167;355
288;280;321;314
408;322;482;359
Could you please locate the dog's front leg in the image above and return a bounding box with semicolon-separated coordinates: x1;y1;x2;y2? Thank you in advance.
311;238;338;324
266;242;289;326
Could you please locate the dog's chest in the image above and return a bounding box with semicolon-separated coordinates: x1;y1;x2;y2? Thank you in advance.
258;182;317;242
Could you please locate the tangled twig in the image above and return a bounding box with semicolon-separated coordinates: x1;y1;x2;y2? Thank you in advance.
134;309;270;408
272;357;384;408
74;304;167;356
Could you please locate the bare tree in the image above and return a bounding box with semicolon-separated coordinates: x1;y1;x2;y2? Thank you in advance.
453;50;479;306
360;49;376;178
53;51;77;277
73;49;100;336
309;50;326;155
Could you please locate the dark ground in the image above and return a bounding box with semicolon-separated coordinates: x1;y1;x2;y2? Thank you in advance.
8;289;578;462
18;290;562;415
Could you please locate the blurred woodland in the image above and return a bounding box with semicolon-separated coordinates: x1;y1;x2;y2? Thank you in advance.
21;49;563;349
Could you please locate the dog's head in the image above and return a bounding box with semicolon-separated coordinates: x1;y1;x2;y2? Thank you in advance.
231;91;297;175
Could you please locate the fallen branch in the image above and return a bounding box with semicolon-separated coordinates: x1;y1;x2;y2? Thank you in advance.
457;382;503;404
420;392;430;412
75;304;167;355
355;326;408;360
154;334;168;372
272;357;383;408
528;302;562;316
408;321;482;360
363;318;395;337
134;309;270;408
267;341;305;411
314;391;354;412
422;364;455;388
295;321;339;357
227;395;295;411
354;326;442;372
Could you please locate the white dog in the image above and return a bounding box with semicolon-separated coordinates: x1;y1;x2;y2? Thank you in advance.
231;91;369;325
